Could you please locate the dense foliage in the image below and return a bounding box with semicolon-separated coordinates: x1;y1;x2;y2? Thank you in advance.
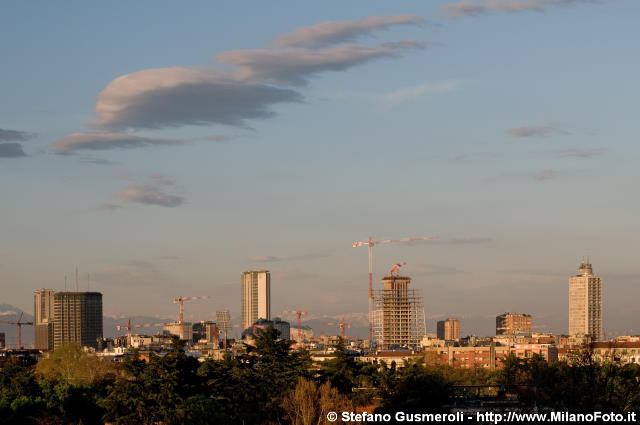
1;334;640;424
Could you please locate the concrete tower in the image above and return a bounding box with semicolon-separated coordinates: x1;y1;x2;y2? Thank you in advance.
569;260;602;341
53;292;103;350
241;270;270;331
34;289;56;350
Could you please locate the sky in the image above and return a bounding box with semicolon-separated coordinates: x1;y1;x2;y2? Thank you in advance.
1;0;639;339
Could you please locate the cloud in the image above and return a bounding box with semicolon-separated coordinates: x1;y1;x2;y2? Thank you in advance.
534;169;556;180
114;177;184;207
97;203;122;211
249;255;283;263
508;125;568;138
0;128;33;142
50;132;189;153
91;67;303;131
382;80;462;105
91;260;163;287
0;143;26;157
249;250;331;263
200;134;235;142
216;42;426;87
395;236;492;245
554;147;603;158
80;157;116;165
272;14;425;48
68;16;426;133
441;0;598;19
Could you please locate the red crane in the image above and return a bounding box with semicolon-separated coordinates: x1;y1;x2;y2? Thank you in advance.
172;295;210;339
325;317;351;340
390;262;407;276
0;312;34;349
282;310;307;341
353;235;438;345
117;318;164;347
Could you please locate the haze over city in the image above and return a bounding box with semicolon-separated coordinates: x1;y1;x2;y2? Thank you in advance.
1;0;639;339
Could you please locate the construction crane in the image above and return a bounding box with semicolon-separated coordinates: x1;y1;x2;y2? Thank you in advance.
389;262;407;276
0;312;34;349
117;318;164;347
353;235;438;345
172;295;210;339
282;310;307;341
325;317;351;340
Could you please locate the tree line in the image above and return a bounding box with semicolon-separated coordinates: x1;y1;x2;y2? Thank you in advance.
2;328;640;424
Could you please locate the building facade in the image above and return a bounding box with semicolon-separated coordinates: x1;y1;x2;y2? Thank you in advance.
163;321;193;342
373;274;426;350
241;270;270;331
437;318;460;341
53;292;103;350
496;313;532;337
569;260;602;341
34;289;56;350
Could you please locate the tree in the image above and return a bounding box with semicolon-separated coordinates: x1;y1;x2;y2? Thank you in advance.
281;377;359;425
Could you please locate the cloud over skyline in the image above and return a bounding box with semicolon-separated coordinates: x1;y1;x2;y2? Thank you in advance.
534;169;557;180
50;132;189;153
0;143;27;157
508;125;568;138
0;128;33;142
90;68;303;131
114;176;184;207
216;42;426;87
441;0;598;19
272;14;424;48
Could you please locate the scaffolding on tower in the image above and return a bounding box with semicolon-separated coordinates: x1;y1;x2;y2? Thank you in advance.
372;263;426;350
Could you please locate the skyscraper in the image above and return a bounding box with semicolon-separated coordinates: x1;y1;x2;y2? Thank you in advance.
437;318;460;341
569;260;602;341
373;272;426;350
53;292;103;350
34;289;56;350
241;270;270;331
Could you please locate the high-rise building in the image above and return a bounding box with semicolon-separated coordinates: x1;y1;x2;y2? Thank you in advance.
496;313;532;337
373;273;426;350
241;270;270;331
34;289;56;350
0;332;5;349
437;318;460;341
569;260;602;341
53;292;103;350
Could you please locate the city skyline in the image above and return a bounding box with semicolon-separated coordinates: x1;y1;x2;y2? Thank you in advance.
1;1;639;338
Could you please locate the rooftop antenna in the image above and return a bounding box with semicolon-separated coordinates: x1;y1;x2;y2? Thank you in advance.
75;266;79;292
64;274;67;291
87;273;90;291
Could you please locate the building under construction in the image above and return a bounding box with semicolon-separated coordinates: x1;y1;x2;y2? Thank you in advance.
372;270;426;350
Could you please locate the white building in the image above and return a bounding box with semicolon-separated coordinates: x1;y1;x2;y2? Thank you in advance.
241;270;270;331
569;260;602;341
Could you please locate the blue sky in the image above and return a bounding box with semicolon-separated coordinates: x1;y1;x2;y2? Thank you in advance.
1;0;638;337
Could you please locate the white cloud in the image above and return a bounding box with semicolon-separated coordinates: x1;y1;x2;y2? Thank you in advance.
534;169;557;180
508;125;568;138
441;0;598;19
50;132;188;153
272;14;424;48
0;128;33;142
216;42;426;87
114;176;184;207
91;67;303;131
381;80;462;105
